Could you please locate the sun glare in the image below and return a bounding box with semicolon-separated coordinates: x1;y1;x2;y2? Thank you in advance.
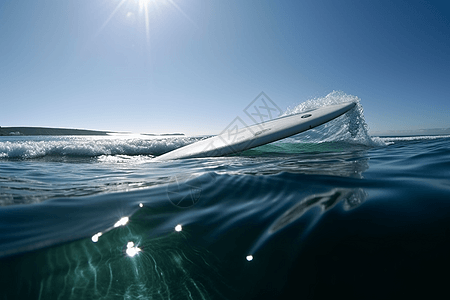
93;0;195;57
103;0;193;31
138;0;153;8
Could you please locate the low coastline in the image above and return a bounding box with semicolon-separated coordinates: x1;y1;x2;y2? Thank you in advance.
0;127;111;136
0;127;186;137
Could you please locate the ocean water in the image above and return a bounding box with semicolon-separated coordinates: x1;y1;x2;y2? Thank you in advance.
1;95;450;299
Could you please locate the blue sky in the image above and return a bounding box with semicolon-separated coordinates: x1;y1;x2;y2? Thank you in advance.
1;0;449;135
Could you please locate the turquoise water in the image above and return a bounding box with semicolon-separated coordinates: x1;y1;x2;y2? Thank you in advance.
1;100;450;299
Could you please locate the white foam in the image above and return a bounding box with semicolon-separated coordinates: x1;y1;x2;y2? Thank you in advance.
379;135;450;143
0;136;198;159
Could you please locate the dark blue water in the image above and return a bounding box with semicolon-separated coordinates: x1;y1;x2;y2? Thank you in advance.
1;103;450;299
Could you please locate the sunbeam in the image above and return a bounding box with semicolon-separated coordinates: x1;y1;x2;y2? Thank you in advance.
91;0;196;56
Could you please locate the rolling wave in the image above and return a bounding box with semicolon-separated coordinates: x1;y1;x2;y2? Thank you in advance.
0;136;199;159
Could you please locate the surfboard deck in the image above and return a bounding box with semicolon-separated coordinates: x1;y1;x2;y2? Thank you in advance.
154;102;356;161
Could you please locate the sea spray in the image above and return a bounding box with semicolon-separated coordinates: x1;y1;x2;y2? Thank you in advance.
283;91;386;146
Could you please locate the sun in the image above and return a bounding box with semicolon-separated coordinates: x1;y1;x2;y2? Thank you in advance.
136;0;154;12
137;0;153;7
95;0;194;49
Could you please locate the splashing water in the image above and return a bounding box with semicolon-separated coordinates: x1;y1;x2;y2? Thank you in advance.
283;91;386;146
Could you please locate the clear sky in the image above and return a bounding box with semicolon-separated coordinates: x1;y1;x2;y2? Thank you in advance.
1;0;449;135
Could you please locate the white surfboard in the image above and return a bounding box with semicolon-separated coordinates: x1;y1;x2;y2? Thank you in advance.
154;102;356;161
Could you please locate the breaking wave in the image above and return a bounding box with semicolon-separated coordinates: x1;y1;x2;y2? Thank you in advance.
0;136;199;159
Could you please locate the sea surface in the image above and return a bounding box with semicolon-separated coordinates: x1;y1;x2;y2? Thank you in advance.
1;95;450;299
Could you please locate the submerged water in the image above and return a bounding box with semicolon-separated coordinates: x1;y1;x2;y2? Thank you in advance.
1;93;450;299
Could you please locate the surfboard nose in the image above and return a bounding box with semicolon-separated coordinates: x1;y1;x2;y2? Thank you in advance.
336;101;357;110
332;101;357;115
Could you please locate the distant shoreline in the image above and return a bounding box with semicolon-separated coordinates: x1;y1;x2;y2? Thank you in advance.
0;127;186;137
141;133;185;136
0;127;111;136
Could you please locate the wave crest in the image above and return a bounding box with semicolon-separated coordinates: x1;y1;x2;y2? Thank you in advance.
0;137;198;159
